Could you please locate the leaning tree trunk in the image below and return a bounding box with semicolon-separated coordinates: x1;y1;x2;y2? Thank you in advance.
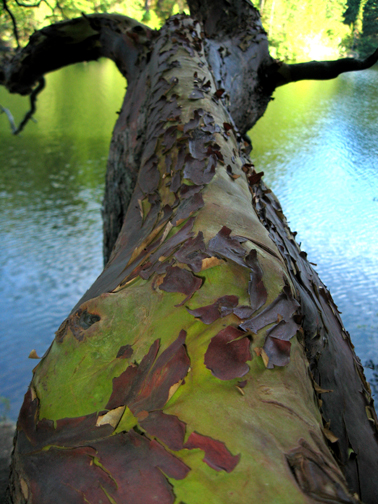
2;1;378;503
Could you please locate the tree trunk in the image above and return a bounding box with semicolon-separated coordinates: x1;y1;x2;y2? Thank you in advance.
2;2;378;503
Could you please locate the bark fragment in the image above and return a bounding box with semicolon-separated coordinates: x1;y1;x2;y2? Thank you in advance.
204;326;251;380
184;431;240;473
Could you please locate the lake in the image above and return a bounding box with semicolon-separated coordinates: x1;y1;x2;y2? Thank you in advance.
0;59;377;421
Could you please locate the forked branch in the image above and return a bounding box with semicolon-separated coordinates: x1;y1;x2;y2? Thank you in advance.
0;77;45;134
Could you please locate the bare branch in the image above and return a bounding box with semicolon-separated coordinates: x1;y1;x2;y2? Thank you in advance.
0;78;44;133
273;49;378;88
2;0;20;48
0;104;17;132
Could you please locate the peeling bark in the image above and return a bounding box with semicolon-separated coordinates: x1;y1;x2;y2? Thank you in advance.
2;2;378;503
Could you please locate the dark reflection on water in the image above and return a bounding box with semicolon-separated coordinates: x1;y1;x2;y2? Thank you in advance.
0;60;377;421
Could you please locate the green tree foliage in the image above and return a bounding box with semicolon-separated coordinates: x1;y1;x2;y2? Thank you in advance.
359;0;378;56
1;0;376;61
343;0;362;24
0;0;188;47
259;0;350;62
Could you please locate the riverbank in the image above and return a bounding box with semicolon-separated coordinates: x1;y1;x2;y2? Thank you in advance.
0;421;15;503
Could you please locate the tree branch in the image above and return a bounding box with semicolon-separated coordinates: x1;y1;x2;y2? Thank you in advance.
0;14;155;96
0;76;45;134
2;0;20;48
273;49;378;87
187;0;261;37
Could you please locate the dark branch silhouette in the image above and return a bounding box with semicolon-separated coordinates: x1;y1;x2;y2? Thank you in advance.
2;0;20;47
273;48;378;87
0;78;45;134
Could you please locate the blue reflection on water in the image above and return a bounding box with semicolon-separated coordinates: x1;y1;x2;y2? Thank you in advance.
251;67;378;391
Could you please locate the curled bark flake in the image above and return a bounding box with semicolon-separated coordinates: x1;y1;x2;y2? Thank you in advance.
189;88;205;100
153;76;178;103
227;164;240;180
233;305;255;320
174;231;208;272
107;331;190;414
162;125;178;152
201;113;221;134
158;48;177;65
139;155;160;194
17;390;113;455
161;59;182;74
204;326;251;380
208;226;247;267
116;345;134;359
139;218;195;279
169;170;181;193
266;318;300;341
21;430;190;504
184;431;240;473
248;170;264;186
183;109;202;133
106;340;159;411
171;192;204;226
149;96;182;127
285;439;357;503
214;88;225;98
183;154;216;185
189;137;208;160
159;266;203;306
245;249;267;312
263;337;291;369
240;286;300;334
179;183;204;199
165;154;172;175
206;143;224;162
139;410;186;451
187;295;238;324
174;145;186;173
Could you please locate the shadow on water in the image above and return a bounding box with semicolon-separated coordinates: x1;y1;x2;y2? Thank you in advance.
0;60;377;421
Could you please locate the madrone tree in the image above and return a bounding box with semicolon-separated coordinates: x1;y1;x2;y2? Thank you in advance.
1;1;378;503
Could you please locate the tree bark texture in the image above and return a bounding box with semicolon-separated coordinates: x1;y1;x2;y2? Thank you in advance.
2;2;378;503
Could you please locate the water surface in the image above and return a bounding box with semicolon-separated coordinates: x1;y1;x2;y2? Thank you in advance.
0;60;377;421
251;69;378;386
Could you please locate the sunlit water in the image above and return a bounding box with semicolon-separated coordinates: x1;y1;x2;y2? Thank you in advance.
0;60;377;421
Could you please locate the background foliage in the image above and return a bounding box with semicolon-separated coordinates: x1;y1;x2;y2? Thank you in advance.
0;0;377;61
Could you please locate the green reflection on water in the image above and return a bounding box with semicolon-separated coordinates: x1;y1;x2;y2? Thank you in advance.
0;60;126;421
250;77;342;181
0;59;125;219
